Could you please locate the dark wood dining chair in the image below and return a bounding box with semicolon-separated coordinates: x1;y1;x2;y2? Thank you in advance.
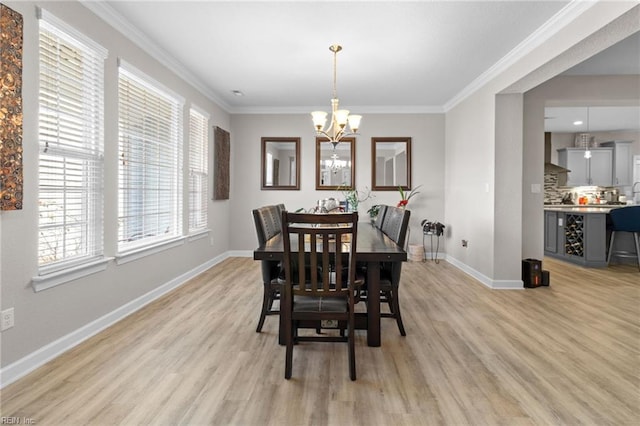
374;205;388;229
280;211;363;380
378;206;411;336
274;203;286;232
252;205;285;332
381;206;411;249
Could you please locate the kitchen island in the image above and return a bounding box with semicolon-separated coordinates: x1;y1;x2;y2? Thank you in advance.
543;205;622;267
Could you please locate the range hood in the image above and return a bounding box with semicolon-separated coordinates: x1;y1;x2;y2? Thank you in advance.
544;162;571;173
544;133;570;173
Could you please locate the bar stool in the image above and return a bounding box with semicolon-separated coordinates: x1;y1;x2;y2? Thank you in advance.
607;205;640;271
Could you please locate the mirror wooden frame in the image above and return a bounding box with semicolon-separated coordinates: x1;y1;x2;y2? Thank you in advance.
371;137;412;191
315;137;356;190
261;137;300;190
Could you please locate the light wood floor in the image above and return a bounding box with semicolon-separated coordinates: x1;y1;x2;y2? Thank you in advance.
1;257;638;425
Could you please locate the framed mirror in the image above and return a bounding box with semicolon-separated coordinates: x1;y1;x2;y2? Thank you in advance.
261;137;300;190
316;137;355;190
371;137;412;191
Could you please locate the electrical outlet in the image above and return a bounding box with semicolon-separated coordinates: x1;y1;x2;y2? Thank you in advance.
1;308;15;331
462;239;468;248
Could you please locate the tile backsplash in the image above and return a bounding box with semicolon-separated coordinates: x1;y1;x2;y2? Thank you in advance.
544;170;619;204
544;172;563;204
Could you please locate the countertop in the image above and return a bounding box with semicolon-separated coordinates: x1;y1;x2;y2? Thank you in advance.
543;204;625;214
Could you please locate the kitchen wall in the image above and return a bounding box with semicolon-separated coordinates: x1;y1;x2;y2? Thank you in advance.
543;171;565;204
551;130;640;164
523;74;640;260
553;130;640;198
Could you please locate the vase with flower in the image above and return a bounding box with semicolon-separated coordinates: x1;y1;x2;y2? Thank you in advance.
367;204;381;223
340;186;374;213
398;185;422;208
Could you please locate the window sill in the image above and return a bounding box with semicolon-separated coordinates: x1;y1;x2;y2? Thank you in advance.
188;229;210;242
116;237;186;265
32;257;114;292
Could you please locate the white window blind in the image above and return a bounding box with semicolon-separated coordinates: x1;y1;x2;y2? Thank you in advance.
37;10;107;272
188;107;209;233
118;61;184;252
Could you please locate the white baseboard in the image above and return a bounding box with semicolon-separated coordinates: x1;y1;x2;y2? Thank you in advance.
446;255;524;290
423;251;447;261
0;252;229;389
228;249;253;258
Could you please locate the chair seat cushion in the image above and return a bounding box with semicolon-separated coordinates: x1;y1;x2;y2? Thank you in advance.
294;296;347;313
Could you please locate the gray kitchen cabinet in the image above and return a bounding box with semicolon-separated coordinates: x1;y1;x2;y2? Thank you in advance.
544;210;558;253
543;209;609;267
557;147;613;186
600;141;632;186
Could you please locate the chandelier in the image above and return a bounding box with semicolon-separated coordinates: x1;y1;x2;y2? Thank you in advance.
311;45;361;148
325;152;350;174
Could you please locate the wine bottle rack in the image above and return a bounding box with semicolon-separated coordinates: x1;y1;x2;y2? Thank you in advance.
564;214;584;257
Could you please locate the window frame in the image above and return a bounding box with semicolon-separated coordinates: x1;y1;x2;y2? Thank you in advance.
188;106;210;235
117;60;185;258
35;8;109;289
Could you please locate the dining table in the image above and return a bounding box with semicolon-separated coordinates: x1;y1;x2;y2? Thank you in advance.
253;221;407;347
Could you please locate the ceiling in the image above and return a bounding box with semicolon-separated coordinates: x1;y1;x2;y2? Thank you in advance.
90;1;638;119
546;31;640;133
545;106;640;133
92;0;569;112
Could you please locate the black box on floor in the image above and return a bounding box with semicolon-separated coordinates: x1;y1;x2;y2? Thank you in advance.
541;270;550;286
522;258;542;288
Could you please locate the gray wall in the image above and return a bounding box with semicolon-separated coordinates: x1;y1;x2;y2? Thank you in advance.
1;1;230;367
444;2;638;284
1;0;637;377
229;113;446;252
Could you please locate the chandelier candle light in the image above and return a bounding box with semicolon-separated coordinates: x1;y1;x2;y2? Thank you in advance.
311;45;362;148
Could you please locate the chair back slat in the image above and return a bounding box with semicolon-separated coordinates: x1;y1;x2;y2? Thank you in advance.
252;205;285;283
381;206;411;248
253;205;283;245
252;204;287;333
375;205;387;229
380;206;411;286
282;212;358;298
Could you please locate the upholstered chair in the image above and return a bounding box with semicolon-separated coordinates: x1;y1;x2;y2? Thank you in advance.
607;205;640;271
252;205;285;332
378;206;411;336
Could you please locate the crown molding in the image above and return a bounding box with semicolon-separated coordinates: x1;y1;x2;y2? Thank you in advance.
228;104;445;115
443;0;597;112
80;0;232;113
81;0;598;117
